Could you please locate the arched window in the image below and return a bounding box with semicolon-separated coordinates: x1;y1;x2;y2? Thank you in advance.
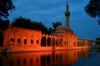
37;40;39;45
17;35;21;44
64;41;66;46
31;36;34;44
24;39;27;44
10;34;14;45
77;41;79;46
24;36;27;44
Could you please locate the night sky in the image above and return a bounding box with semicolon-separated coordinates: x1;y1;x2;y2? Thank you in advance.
8;0;100;40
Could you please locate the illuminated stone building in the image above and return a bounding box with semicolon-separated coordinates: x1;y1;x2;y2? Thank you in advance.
50;3;77;48
77;39;90;47
0;3;90;52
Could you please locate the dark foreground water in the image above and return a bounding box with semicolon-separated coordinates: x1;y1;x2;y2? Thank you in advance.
0;49;100;66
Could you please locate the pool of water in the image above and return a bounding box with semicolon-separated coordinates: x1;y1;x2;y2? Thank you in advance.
77;49;100;63
0;49;100;66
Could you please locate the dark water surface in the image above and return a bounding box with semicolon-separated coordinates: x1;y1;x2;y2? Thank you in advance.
0;49;100;66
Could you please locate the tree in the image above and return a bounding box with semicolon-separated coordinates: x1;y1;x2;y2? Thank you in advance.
11;16;32;28
52;22;62;30
11;16;50;34
0;19;10;31
96;37;100;45
49;27;53;33
84;0;100;25
49;22;62;33
0;0;15;19
52;22;62;31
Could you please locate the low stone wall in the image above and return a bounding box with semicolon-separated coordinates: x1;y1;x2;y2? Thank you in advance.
0;45;90;53
0;45;52;53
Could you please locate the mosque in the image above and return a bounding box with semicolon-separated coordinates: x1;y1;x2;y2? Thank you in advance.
0;3;90;52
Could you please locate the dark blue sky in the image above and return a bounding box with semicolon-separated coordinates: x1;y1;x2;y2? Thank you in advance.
8;0;100;40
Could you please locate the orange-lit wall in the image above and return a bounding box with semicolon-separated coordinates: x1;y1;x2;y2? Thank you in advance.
0;26;90;52
77;39;90;48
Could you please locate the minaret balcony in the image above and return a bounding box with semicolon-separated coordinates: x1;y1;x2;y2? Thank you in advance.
65;12;70;16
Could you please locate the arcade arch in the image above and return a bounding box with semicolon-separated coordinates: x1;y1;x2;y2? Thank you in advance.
41;37;46;46
0;32;3;46
56;38;59;47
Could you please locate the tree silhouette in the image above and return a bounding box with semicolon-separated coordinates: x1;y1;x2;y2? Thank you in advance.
96;37;100;45
0;0;15;19
0;19;10;31
84;0;100;25
49;27;53;33
52;22;62;30
49;22;62;33
11;16;50;34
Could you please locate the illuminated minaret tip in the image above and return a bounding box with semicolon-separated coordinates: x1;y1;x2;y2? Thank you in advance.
65;1;70;29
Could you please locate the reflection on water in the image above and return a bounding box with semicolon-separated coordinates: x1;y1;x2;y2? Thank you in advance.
0;49;99;66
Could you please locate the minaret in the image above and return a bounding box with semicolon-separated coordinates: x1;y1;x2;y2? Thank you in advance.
65;2;70;29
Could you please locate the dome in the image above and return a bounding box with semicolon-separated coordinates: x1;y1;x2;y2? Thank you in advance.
56;25;66;32
56;25;74;34
64;27;74;34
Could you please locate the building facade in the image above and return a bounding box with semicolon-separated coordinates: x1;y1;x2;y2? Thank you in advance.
0;3;90;52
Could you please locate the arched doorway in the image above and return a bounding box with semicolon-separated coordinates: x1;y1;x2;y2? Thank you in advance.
0;32;3;46
59;39;63;47
47;37;51;46
56;38;59;47
41;37;46;46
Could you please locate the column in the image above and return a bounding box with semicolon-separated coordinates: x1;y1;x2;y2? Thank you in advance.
21;36;24;45
27;36;30;45
46;37;47;47
39;37;41;47
51;38;52;47
58;39;59;47
14;35;17;45
55;39;56;47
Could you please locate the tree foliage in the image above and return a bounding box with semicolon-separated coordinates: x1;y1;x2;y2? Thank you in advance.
0;19;10;31
96;37;100;45
0;0;15;19
49;27;53;33
84;0;100;25
52;22;62;30
49;22;62;33
11;16;50;34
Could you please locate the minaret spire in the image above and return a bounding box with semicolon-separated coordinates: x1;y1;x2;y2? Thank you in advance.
67;0;68;4
65;0;70;29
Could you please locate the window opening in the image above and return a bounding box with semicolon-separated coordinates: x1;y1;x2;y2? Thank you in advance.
24;39;27;44
18;39;20;44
